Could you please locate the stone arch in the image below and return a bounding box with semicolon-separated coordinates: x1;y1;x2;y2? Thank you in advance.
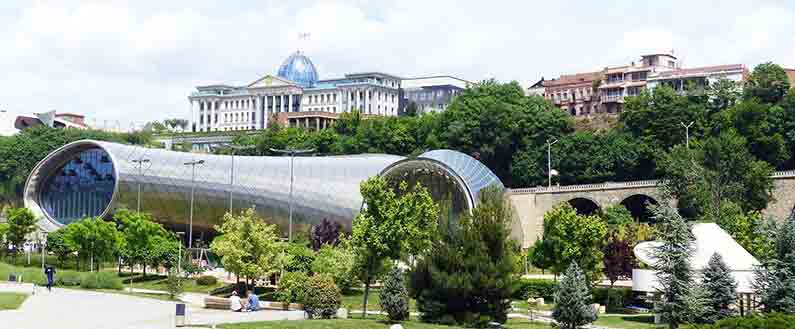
620;194;659;222
567;197;601;216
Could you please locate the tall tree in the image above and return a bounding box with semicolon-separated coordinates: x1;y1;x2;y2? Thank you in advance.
351;176;438;318
64;217;121;271
440;80;572;187
701;253;737;323
210;208;282;287
541;203;607;281
651;205;704;329
620;86;708;151
5;207;37;263
409;186;516;327
753;215;795;313
115;209;169;276
744;62;791;104
603;234;635;310
553;262;598;329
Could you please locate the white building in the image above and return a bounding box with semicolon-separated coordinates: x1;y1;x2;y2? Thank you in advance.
400;76;472;114
188;51;402;133
646;64;747;93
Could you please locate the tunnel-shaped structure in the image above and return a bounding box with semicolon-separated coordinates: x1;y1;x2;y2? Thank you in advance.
24;140;503;234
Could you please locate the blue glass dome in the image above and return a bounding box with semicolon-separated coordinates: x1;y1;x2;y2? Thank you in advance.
277;51;318;87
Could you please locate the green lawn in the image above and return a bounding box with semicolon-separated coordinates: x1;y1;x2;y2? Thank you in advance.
341;288;417;312
0;292;29;310
594;314;662;329
121;272;225;294
221;317;551;329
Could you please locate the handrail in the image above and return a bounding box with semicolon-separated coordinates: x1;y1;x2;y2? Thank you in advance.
509;171;794;195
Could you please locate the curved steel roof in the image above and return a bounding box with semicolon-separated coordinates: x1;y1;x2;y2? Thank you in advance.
25;140;504;232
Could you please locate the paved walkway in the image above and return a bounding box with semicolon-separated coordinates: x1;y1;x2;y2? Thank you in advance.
0;286;305;329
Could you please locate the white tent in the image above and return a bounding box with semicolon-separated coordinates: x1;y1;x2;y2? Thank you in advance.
633;223;760;293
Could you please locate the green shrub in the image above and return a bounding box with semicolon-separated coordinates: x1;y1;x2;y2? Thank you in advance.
55;271;83;286
303;274;341;319
513;278;557;301
80;272;123;290
683;313;795;329
592;287;634;311
379;267;409;322
196;275;218;286
276;272;309;304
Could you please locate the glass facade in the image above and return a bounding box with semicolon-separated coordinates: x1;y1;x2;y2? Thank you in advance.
25;141;504;235
39;148;116;225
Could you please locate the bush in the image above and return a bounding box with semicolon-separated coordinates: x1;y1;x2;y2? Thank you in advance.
593;287;634;312
684;313;795;329
513;278;557;301
276;272;309;304
196;275;218;286
80;272;123;290
56;271;83;286
379;267;410;322
303;274;342;319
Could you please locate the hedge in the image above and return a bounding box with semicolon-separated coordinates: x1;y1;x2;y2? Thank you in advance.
513;278;557;301
684;313;795;329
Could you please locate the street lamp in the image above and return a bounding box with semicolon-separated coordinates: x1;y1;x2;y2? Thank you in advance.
210;144;255;213
269;147;314;242
546;139;558;188
131;158;150;213
183;159;205;249
176;232;185;276
680;121;694;148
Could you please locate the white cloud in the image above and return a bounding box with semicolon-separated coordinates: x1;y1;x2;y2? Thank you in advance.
0;0;794;128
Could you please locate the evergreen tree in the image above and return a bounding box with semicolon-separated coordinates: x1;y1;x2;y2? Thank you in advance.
651;205;704;329
753;215;795;313
409;187;516;327
701;253;737;323
379;266;410;322
552;262;597;329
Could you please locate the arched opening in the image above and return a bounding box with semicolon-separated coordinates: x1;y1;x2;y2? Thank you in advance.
568;197;600;216
620;194;659;222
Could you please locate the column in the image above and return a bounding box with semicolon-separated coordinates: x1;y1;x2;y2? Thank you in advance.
356;89;361;112
288;93;293;112
254;96;260;129
316;117;320;130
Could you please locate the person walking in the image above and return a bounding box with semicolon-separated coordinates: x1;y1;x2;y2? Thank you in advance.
44;265;56;292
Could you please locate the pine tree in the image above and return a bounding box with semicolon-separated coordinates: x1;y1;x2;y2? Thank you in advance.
409;187;516;327
651;205;704;329
379;266;410;322
753;215;795;313
701;253;737;323
553;262;597;329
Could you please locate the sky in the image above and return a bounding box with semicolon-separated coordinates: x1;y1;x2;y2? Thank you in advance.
1;0;794;129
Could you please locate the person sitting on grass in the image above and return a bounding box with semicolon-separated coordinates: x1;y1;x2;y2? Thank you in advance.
246;291;260;312
229;291;243;312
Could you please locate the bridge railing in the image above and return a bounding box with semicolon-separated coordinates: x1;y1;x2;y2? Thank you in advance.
509;171;792;195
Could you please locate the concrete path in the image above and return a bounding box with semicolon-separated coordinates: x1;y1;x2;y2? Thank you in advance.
0;286;305;329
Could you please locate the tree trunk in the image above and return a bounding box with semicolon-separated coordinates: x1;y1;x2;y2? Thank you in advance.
362;260;373;319
607;282;614;313
143;264;147;278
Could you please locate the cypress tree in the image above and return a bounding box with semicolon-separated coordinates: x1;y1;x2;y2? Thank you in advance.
701;253;737;323
552;262;597;329
651;205;704;329
753;215;795;313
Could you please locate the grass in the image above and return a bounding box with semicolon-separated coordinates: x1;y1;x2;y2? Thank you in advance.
220;316;552;329
594;314;663;329
510;299;554;313
0;292;29;310
1;261;222;294
340;288;418;312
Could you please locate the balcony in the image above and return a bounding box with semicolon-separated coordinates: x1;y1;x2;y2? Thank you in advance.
601;95;624;103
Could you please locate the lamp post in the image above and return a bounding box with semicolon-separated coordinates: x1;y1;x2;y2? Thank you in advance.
680;121;694;148
546;139;558;188
183;159;205;249
210;144;255;213
131;158;150;213
40;232;47;271
269;147;314;242
176;232;185;276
